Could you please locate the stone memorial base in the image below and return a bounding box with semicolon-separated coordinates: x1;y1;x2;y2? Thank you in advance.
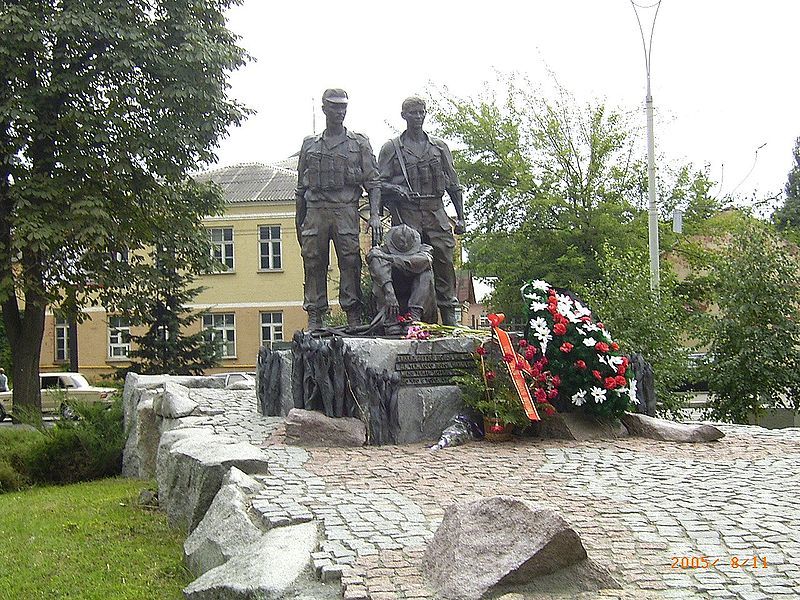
257;334;479;445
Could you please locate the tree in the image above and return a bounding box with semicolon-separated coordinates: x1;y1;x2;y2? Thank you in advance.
0;1;248;416
773;136;800;239
580;246;693;417
115;223;221;379
705;222;800;423
429;75;711;318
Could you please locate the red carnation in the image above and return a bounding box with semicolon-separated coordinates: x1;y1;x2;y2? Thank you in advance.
598;322;605;329
538;357;549;367
530;367;541;378
560;342;574;353
615;375;628;388
616;364;627;376
541;403;557;416
551;375;561;387
604;377;617;390
476;346;487;356
547;388;558;399
581;315;592;322
515;360;526;371
575;360;587;370
595;341;609;353
610;342;619;351
592;370;602;380
553;323;567;336
525;347;536;360
534;388;547;403
503;353;514;363
518;339;528;348
485;370;496;382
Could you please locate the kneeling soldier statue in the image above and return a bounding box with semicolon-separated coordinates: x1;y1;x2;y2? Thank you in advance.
367;224;436;333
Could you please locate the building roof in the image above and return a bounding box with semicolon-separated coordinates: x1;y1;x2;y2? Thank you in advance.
194;162;296;204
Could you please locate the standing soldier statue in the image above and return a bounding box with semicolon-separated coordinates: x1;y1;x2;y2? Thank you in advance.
378;96;466;326
296;89;382;330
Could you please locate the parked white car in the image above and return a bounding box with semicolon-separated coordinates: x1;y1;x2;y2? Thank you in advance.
210;372;256;390
0;372;117;420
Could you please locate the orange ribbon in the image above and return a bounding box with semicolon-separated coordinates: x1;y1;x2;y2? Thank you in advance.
487;314;540;421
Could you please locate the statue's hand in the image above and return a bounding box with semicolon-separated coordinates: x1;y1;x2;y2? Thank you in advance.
390;184;410;200
369;215;383;246
453;218;466;235
386;301;400;320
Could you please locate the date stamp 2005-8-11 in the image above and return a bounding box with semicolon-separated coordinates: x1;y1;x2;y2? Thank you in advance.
671;556;769;570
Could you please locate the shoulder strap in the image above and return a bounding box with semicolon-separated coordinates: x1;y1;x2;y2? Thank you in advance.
391;137;414;193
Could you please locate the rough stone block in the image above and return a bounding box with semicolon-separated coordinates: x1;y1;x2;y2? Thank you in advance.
183;521;319;600
184;468;265;576
284;408;366;447
534;411;628;441
156;430;270;532
160;381;199;419
621;412;725;442
424;496;588;600
395;386;465;443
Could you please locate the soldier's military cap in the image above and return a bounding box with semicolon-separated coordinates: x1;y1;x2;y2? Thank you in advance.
322;89;348;104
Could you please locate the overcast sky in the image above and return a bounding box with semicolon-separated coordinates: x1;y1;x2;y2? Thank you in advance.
212;0;800;205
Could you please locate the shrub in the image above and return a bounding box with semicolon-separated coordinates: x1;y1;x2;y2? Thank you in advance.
24;397;125;485
0;429;41;492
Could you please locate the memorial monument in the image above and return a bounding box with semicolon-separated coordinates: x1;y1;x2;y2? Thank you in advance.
295;89;383;330
378;96;466;326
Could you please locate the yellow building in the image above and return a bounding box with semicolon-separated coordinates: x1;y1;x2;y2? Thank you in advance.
41;161;312;377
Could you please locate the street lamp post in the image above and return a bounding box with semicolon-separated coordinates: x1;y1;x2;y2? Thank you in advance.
631;0;662;291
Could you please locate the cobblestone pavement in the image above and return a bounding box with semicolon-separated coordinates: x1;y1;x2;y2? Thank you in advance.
206;390;800;600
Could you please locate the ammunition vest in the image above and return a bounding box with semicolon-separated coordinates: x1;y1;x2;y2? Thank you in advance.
304;137;364;191
402;150;446;197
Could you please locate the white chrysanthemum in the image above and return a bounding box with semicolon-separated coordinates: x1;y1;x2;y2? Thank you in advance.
529;301;548;313
533;330;552;355
530;316;549;332
573;301;591;317
628;378;638;404
607;355;624;368
590;386;606;404
583;322;601;333
583;337;597;347
556;293;572;315
572;389;587;406
529;280;550;292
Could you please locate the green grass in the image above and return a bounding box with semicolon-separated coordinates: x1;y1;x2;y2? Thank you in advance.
0;478;191;599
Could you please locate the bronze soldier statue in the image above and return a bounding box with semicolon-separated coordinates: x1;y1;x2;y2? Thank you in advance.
378;96;465;326
296;89;382;330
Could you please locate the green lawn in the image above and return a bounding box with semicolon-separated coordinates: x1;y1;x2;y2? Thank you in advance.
0;478;191;599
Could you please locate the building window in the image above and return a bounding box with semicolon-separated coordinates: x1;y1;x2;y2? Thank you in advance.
260;312;284;345
108;316;130;359
209;227;234;271
203;313;236;358
55;318;70;362
259;225;282;270
478;312;490;328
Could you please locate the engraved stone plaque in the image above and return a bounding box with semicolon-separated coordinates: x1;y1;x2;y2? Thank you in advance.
394;352;475;386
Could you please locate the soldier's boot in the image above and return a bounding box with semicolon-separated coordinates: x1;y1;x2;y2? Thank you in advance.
307;309;324;331
345;308;361;327
409;305;424;323
440;306;458;327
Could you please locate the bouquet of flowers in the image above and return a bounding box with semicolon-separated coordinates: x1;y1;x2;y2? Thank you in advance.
453;322;561;431
520;279;636;419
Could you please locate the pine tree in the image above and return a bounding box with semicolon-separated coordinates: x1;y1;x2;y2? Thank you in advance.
117;243;219;378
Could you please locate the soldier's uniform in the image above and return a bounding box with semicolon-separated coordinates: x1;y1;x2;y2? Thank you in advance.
296;128;380;325
378;131;462;323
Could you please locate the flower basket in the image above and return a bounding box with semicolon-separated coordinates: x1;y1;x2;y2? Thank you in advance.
483;417;514;442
